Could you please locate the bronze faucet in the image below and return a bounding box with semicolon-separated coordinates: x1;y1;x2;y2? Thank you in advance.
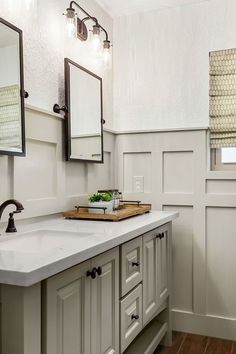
0;199;24;233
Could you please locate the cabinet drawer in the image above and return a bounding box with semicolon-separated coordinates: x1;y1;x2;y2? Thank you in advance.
121;237;143;296
120;284;143;353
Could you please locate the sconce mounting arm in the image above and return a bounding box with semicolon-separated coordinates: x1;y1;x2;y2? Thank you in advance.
69;0;109;41
69;1;98;25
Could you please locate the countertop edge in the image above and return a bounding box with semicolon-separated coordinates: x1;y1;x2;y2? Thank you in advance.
0;212;179;287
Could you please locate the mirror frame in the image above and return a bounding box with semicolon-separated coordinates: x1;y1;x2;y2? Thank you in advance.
0;17;26;157
64;58;104;163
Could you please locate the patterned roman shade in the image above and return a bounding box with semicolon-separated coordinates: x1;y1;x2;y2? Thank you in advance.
0;84;21;148
209;48;236;148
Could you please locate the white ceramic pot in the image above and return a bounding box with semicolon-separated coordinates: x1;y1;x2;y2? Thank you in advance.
88;201;113;214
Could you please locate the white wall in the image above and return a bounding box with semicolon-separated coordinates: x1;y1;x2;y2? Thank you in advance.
113;0;236;341
0;0;115;220
0;106;115;222
113;0;236;131
0;0;113;129
116;129;236;341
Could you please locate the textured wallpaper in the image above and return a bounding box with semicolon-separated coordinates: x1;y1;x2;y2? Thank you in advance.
0;0;113;129
113;0;236;131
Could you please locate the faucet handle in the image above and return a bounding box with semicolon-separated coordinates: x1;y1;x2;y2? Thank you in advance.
6;212;17;233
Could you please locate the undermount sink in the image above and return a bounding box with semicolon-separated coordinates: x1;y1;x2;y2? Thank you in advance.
0;230;92;253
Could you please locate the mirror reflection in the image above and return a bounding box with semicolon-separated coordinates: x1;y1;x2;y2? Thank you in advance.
0;18;25;156
65;59;103;162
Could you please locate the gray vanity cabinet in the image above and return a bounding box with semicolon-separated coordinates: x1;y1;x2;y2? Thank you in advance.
0;216;176;354
43;247;119;354
43;225;171;354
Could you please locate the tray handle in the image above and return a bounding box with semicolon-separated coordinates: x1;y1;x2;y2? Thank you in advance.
75;205;107;215
120;200;141;206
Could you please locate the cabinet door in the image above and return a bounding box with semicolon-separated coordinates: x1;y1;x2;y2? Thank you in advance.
91;247;119;354
142;230;159;326
157;224;170;305
42;260;91;354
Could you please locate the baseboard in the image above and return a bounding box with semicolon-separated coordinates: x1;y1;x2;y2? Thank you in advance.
172;310;236;341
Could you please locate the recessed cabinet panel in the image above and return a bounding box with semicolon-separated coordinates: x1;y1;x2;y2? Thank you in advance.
91;247;119;354
143;231;158;326
120;284;143;353
121;237;143;296
57;280;83;354
43;260;91;354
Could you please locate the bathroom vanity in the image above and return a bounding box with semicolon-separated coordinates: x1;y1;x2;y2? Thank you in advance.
0;211;178;354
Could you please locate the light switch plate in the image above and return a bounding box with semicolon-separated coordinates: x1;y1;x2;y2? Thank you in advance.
133;176;144;193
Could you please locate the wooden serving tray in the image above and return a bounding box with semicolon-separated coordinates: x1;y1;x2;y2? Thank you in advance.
63;203;152;222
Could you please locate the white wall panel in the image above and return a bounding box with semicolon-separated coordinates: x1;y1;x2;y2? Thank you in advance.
14;139;57;200
65;162;88;198
164;205;194;312
116;128;236;340
0;106;115;221
206;180;236;194
163;151;194;193
88;151;114;193
206;207;236;319
123;152;152;193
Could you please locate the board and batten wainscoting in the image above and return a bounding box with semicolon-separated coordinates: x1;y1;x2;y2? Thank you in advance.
0;104;115;221
1;103;236;342
115;129;236;341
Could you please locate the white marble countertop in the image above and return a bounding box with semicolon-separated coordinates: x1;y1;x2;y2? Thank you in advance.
0;211;178;287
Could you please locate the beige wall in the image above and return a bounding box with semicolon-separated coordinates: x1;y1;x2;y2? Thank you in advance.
116;129;236;340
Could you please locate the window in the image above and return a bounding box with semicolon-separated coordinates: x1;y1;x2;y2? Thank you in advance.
212;148;236;170
209;48;236;170
221;147;236;163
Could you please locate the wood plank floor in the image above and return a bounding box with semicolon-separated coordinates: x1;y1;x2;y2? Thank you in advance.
154;332;236;354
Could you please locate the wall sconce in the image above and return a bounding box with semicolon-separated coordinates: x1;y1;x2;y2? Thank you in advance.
64;1;112;68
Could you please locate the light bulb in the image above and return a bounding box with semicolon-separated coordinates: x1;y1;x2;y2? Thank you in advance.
64;8;76;38
67;19;76;37
91;25;102;57
103;40;112;69
92;34;101;51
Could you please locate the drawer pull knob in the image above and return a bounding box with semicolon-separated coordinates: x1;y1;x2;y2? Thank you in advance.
132;262;140;267
131;314;139;320
157;233;165;239
96;266;102;276
87;268;97;279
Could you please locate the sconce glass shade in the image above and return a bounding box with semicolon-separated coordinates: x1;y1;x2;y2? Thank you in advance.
65;8;76;37
103;40;112;69
91;25;102;56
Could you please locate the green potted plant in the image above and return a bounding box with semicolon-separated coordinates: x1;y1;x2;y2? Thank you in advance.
88;192;113;214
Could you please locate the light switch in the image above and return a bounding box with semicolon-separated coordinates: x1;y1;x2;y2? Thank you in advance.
133;176;144;193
